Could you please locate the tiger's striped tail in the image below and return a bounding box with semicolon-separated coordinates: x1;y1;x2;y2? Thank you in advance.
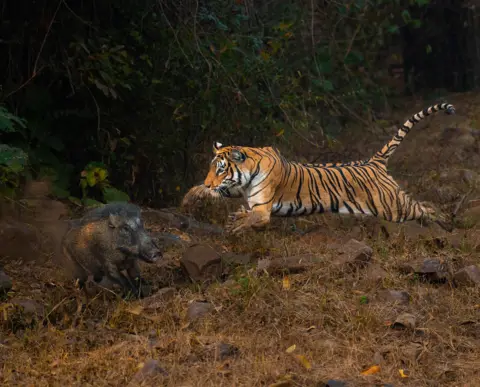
373;103;455;162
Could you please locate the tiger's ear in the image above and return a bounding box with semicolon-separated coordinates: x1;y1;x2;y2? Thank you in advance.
230;149;246;163
213;142;223;153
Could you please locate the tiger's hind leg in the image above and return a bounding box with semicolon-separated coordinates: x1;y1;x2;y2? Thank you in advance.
418;201;454;232
396;190;454;232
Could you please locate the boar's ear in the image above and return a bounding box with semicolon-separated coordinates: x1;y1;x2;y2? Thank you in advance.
108;214;123;228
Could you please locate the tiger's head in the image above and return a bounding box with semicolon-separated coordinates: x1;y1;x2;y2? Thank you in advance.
203;142;253;198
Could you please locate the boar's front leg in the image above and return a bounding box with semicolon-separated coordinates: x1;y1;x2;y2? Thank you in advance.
126;260;150;298
104;260;139;298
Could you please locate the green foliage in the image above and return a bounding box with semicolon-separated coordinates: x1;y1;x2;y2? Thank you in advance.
77;162;130;207
0;107;29;197
0;0;433;206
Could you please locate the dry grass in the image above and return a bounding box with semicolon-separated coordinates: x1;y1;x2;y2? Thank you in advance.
1;217;480;387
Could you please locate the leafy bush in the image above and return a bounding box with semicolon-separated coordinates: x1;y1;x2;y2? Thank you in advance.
0;0;431;205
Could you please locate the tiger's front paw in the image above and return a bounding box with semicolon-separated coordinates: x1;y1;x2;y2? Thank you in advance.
225;205;251;235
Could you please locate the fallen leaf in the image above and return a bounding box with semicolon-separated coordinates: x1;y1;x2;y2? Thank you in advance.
399;369;409;378
361;365;380;375
276;129;285;137
352;290;363;295
294;354;312;370
306;325;316;332
285;344;296;353
126;305;144;315
282;276;291;290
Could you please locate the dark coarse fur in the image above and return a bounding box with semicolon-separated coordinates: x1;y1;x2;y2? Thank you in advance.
61;203;161;298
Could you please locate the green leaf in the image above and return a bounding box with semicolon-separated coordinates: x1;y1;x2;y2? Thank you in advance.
411;19;422;29
102;187;130;203
0;144;28;173
387;25;399;34
51;185;70;199
86;171;97;187
321;80;334;92
401;10;411;23
83;198;103;208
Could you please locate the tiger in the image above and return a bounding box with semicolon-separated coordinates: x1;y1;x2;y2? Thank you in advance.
182;103;456;234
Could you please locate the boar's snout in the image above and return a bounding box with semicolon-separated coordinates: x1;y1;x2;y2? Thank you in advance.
138;233;162;263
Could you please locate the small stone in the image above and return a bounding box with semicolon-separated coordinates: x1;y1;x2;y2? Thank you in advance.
378;290;410;305
400;342;423;365
364;264;388;283
256;255;322;275
10;298;44;316
130;359;168;384
325;380;348;387
459;206;480;228
0;269;13;294
398;258;448;282
453;265;480;287
391;313;417;330
187;301;213;322
216;342;240;360
372;351;385;365
142;287;176;310
180;243;223;282
332;239;372;269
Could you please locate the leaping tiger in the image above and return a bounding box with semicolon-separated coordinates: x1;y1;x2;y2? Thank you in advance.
183;103;455;234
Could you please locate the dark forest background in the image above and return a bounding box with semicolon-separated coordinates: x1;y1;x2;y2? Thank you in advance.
0;0;478;208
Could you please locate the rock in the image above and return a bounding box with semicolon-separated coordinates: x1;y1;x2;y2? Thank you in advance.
0;269;13;294
216;342;240;360
325;380;348;387
398;258;448;282
446;231;468;250
142;287;176;310
399;342;423;365
332;239;372;269
180;243;223;282
377;290;410;305
256;255;322;275
391;313;417;330
467;199;480;209
459;206;480;228
364;264;388;283
8;298;45;326
221;252;252;266
187;301;213;322
372;351;385;365
453;265;480;287
129;359;168;385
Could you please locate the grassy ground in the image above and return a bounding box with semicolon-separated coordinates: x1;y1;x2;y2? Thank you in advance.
1;220;479;387
1;94;480;386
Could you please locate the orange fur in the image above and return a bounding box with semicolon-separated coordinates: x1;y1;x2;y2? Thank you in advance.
185;103;455;233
